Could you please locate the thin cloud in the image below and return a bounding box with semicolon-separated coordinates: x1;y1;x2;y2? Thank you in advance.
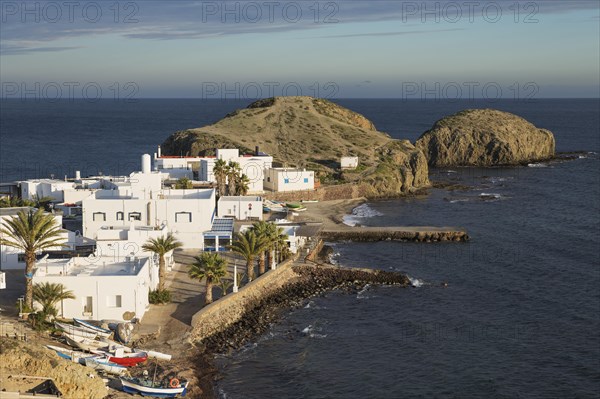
313;28;464;39
1;45;81;55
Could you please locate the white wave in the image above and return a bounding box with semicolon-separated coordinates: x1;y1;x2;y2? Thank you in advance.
445;170;457;174
328;251;340;265
356;284;371;299
302;325;313;334
342;203;383;226
408;276;424;287
479;193;502;199
579;155;587;159
448;198;470;203
528;163;548;168
309;333;328;339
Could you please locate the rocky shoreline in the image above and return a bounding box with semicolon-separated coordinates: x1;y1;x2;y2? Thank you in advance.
193;264;411;396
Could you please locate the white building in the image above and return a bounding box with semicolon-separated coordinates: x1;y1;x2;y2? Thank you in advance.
32;255;157;321
263;168;315;192
94;224;175;270
155;147;273;194
20;179;75;202
341;156;359;170
0;207;79;270
217;196;263;221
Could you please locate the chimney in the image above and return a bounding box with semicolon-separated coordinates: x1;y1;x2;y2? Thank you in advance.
75;171;81;181
157;145;162;157
141;154;151;174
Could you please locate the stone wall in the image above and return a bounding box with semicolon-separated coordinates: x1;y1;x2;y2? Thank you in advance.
263;183;361;202
190;256;300;342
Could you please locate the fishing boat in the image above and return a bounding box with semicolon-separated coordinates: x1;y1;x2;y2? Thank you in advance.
55;321;98;339
99;337;133;352
46;344;97;364
92;349;148;367
120;376;189;398
84;357;128;375
73;318;113;338
133;349;172;361
63;333;109;352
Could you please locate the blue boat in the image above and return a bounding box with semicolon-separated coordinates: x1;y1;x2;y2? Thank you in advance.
120;376;189;397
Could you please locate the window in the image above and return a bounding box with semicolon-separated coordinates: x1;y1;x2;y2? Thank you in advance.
116;212;124;221
175;212;192;223
128;212;141;221
304;178;309;183
107;295;122;308
83;296;93;314
267;177;271;182
93;212;106;222
284;178;290;184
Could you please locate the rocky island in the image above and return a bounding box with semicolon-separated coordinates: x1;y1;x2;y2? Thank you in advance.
162;96;430;197
415;109;556;167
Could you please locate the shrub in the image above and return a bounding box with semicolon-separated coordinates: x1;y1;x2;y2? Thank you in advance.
149;289;172;304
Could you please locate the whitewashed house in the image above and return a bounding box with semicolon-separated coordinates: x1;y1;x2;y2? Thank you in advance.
32;255;157;321
0;207;79;270
82;155;216;249
155;147;273;193
263;168;315;192
217;196;263;221
341;156;359;170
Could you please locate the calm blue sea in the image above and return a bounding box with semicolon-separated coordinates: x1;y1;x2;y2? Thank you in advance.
1;99;599;398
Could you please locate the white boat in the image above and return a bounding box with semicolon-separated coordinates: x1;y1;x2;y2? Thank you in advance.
133;348;172;361
73;318;112;338
99;337;133;352
46;344;97;364
63;332;108;352
120;376;189;397
84;356;128;375
55;321;98;339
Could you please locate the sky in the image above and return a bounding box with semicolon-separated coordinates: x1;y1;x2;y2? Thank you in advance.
0;0;599;99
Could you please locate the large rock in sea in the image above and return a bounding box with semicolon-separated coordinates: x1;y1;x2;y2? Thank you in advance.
162;96;430;196
415;109;555;167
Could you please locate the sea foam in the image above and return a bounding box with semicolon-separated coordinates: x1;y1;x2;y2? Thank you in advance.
342;203;383;226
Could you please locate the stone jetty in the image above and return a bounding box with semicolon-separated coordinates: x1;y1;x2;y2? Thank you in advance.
320;226;469;242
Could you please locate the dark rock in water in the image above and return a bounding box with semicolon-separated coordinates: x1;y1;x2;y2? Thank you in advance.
199;266;411;354
415;109;555;167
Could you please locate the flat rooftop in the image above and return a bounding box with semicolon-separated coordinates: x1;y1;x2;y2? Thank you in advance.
219;196;262;201
34;256;149;277
0;207;36;216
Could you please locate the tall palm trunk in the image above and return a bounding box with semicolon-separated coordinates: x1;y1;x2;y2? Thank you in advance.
258;252;266;275
247;257;255;281
205;280;214;304
158;256;166;290
25;251;36;310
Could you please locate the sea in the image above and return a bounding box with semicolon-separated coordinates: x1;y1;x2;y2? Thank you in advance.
1;99;599;398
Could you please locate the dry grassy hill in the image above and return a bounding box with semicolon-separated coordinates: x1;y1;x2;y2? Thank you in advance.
162;97;430;196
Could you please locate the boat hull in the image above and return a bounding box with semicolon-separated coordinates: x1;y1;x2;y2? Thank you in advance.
55;321;98;339
73;318;112;338
84;357;127;375
120;378;188;398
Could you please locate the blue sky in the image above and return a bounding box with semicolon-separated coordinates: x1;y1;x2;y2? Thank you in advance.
1;0;598;98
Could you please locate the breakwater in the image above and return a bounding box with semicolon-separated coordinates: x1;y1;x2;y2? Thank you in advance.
190;263;411;354
321;226;469;242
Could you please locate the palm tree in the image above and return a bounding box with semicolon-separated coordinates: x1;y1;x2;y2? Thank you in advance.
235;174;250;196
228;229;267;281
33;282;75;320
142;233;183;291
188;252;228;305
226;161;241;196
213;159;228;197
251;221;270;276
0;209;66;309
174;177;193;189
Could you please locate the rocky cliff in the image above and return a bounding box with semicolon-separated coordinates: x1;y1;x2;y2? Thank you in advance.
415;109;555;167
162;96;430;196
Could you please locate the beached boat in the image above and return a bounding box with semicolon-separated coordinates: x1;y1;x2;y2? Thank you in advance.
63;333;108;352
46;344;97;364
73;318;113;338
99;337;133;352
55;321;98;339
92;349;148;367
84;357;128;375
134;349;172;361
120;376;189;398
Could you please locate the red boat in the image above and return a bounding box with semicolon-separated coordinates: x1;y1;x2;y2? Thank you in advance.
91;350;147;367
